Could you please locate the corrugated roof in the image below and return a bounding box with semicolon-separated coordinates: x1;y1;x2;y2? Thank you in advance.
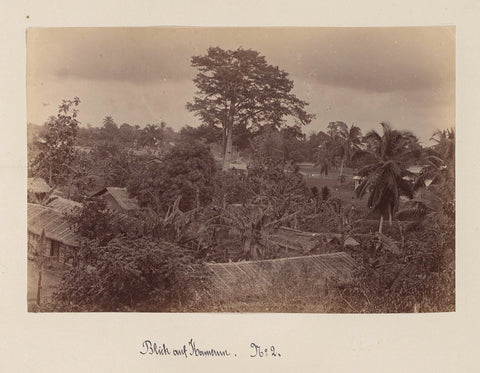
46;197;83;215
207;252;356;295
92;187;139;211
27;177;51;194
28;203;79;247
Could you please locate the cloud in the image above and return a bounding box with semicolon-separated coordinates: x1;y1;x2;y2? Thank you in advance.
28;27;454;93
27;27;455;143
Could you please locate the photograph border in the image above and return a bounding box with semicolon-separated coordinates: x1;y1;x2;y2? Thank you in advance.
1;0;478;372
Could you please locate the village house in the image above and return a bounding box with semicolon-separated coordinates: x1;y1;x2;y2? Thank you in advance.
27;177;51;203
90;187;140;215
296;162;320;178
46;196;83;214
27;203;80;264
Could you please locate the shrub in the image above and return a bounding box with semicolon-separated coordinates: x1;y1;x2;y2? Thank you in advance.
54;237;210;311
321;186;331;201
128;140;216;212
212;170;250;206
67;198;143;245
330;220;455;313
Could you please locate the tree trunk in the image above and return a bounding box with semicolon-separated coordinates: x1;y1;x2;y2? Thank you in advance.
36;229;46;307
388;205;393;227
223;123;233;171
338;158;345;185
48;165;53;186
67;175;73;199
378;215;384;234
222;127;227;158
222;105;235;171
397;219;405;249
36;262;43;306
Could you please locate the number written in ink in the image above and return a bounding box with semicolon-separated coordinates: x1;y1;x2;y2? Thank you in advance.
250;343;281;358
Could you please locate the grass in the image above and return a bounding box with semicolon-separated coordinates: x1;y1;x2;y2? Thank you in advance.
169;274;347;313
303;168;365;207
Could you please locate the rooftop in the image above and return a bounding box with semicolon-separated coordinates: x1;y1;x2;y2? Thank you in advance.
46;197;83;215
91;187;139;211
268;226;359;254
27;177;51;194
207;252;356;295
28;203;79;247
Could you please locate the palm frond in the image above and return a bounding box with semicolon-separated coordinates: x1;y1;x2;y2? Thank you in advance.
364;129;382;144
397;176;414;200
358;162;381;177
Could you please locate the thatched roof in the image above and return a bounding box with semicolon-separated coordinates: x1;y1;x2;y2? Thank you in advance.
91;187;139;211
207;252;356;295
268;227;359;254
46;197;83;215
28;203;79;247
27;177;51;194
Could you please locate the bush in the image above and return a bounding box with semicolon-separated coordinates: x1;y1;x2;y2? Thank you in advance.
212;170;250;206
54;237;210;311
67;198;144;245
128;141;216;212
331;221;455;313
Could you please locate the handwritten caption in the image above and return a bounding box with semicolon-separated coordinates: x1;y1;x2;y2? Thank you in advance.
140;339;282;358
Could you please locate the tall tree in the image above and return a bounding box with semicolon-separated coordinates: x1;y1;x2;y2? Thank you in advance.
186;47;315;170
100;116;119;142
179;124;223;145
128;140;217;212
118;123;138;146
140;122;167;147
412;128;455;191
313;128;340;176
32;97;81;186
333;122;363;184
355;123;419;233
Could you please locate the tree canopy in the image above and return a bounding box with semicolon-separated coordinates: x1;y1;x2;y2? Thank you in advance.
186;47;315;168
355;122;419;231
32;97;81;185
128;140;217;212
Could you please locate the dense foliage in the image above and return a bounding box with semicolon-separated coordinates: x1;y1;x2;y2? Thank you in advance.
31;97;81;186
186;47;315;167
28;85;455;313
128;141;217;212
354;123;420;232
55;237;209;311
67;198;144;245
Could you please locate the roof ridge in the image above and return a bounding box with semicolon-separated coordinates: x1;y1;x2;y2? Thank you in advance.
207;252;352;266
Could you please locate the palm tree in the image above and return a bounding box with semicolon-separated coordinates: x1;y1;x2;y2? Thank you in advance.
431;128;455;162
398;127;455;224
336;123;362;184
314;144;336;176
355;123;419;233
408;128;454;199
313;127;340;176
140;123;166;147
314;122;362;183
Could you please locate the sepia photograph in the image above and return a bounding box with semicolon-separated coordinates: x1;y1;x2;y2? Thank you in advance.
26;26;455;313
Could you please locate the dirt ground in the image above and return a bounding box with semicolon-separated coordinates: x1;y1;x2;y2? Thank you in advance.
27;259;62;311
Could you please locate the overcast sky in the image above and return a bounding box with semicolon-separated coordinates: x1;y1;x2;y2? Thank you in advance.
27;27;455;144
